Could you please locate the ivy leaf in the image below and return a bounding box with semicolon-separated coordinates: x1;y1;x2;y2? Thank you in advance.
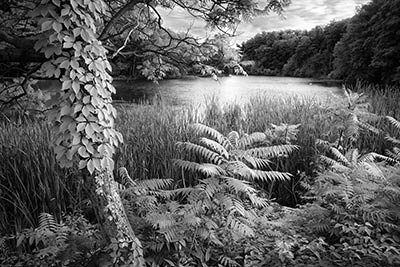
62;80;71;90
52;21;62;33
78;146;90;158
87;159;95;174
41;20;53;31
78;159;88;169
77;123;86;132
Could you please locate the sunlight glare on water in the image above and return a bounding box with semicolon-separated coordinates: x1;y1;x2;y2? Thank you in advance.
113;76;342;106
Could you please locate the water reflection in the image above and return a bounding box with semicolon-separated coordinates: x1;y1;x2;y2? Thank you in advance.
38;76;342;106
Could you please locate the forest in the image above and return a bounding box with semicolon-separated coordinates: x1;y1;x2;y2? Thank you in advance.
240;0;400;85
0;0;400;266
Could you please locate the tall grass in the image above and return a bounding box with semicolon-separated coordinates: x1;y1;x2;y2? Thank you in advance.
1;86;399;234
0;116;82;234
351;81;400;118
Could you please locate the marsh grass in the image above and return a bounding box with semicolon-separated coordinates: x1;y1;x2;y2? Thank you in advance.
0;116;82;233
1;87;399;234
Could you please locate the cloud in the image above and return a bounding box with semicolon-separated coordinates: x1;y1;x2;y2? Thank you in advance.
158;0;371;43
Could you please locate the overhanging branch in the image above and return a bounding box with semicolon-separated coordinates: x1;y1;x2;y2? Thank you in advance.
0;48;45;63
99;0;146;41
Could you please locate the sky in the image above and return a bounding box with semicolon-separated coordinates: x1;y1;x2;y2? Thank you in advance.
158;0;371;44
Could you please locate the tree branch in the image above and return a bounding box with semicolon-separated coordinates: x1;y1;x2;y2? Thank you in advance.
0;48;45;62
99;0;146;41
0;30;36;49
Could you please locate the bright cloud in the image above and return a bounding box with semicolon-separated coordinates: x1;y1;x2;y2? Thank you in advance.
159;0;371;44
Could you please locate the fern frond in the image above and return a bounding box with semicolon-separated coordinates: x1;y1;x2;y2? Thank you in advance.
358;121;381;135
162;225;180;243
357;162;385;179
262;229;283;237
386;116;400;129
117;167;136;188
314;222;331;234
377;221;400;232
145;212;176;230
199;137;229;159
238;132;266;149
137;179;173;191
174;159;226;177
227;131;239;148
172;159;202;174
245;144;299;159
231;198;247;216
316;138;332;147
319;155;342;167
329;147;350;166
38;213;58;233
359;152;393;163
176;142;226;164
197;178;221;199
248;194;269;208
227;216;254;237
385;135;400;146
386;148;400;162
191;123;230;148
219;255;241;267
224;160;256;179
182;213;201;226
223;176;257;195
252;170;292;182
241;156;271;170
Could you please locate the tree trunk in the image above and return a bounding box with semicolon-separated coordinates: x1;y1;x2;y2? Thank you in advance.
89;169;144;266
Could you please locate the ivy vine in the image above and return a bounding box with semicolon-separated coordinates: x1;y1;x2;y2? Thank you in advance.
33;0;123;174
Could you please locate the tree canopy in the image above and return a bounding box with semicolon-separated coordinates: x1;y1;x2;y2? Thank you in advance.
239;0;400;85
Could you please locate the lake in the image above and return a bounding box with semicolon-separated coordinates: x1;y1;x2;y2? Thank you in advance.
113;76;342;106
38;76;343;106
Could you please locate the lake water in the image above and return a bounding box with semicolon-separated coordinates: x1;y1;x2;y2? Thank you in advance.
38;76;342;106
113;76;342;106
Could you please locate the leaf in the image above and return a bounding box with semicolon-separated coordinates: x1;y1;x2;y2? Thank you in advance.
78;146;90;158
191;123;230;148
176;142;226;165
41;20;53;31
79;159;88;169
87;159;95;174
60;80;71;92
52;21;62;33
386;116;400;129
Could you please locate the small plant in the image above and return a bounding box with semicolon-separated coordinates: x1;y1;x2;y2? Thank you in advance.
385;116;400;163
0;213;105;267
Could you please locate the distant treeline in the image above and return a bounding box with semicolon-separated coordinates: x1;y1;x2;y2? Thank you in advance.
239;0;400;85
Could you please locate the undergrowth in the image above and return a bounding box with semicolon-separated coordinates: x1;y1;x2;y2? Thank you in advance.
1;85;400;266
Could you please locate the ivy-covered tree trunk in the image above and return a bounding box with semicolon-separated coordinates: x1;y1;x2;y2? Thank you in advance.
91;170;144;266
33;0;144;265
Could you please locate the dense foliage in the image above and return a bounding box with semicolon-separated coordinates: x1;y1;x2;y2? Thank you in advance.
1;0;400;266
240;0;400;84
1;86;400;266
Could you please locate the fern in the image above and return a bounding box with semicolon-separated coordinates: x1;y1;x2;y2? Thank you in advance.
245;144;299;159
386;116;400;129
176;141;226;164
191;123;230;149
219;255;241;267
199;137;229;159
237;132;267;149
38;212;59;233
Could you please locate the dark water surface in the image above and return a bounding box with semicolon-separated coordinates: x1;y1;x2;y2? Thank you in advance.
38;76;342;106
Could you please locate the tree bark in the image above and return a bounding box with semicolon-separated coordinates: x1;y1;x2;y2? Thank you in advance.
89;169;144;266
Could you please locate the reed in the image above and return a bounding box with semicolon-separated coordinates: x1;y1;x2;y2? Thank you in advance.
1;87;398;233
0;116;82;234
